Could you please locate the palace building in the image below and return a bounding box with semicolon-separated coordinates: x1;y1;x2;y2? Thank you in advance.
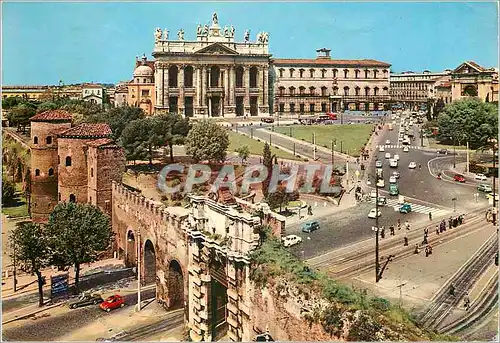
450;61;498;103
152;13;271;117
272;48;391;115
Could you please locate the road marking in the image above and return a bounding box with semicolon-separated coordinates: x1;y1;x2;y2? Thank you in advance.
369;197;451;216
376;145;422;150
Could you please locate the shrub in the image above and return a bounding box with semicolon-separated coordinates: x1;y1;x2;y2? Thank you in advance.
370;297;390;312
2;177;16;205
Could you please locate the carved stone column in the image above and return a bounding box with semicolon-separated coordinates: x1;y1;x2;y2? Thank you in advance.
194;66;201;113
259;66;269;115
155;62;163;111
178;65;185;116
163;64;170;113
243;66;250;114
201;65;207;117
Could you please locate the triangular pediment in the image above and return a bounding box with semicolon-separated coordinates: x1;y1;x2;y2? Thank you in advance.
453;62;483;74
194;43;239;55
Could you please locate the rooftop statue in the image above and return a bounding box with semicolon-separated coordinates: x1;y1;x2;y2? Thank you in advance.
212;12;218;25
177;28;184;40
223;26;229;37
163;29;169;41
197;24;202;36
230;25;235;37
203;24;209;35
244;29;250;43
154;27;162;42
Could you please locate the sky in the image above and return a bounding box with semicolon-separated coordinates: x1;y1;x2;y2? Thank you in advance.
2;1;498;85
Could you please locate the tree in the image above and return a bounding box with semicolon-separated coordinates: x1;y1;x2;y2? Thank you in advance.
46;202;112;291
433;98;446;118
261;142;275;198
36;101;58;113
235;145;250;163
2;96;23;110
2;176;16;205
185;120;229;163
120;117;169;167
437;98;498;149
7;103;36;133
159;114;190;162
9;222;50;306
86;106;145;140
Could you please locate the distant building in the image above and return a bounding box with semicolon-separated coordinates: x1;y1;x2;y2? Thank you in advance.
128;55;155;115
450;61;498;103
82;83;104;105
273;48;391;114
1;85;50;100
114;83;129;108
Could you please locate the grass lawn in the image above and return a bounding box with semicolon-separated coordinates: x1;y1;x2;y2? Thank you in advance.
228;131;302;161
274;124;373;157
2;183;29;218
427;137;467;150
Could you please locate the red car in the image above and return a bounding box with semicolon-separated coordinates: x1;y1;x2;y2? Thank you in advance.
453;174;466;183
99;294;125;312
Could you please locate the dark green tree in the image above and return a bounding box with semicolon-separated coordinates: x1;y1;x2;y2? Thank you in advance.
7;103;36;133
437;98;498;149
235;145;250;163
86;106;145;140
46;202;112;291
9;222;50;306
159;114;191;162
262;142;275;197
36;101;58;113
2;176;16;205
2;96;23;110
185;120;229;163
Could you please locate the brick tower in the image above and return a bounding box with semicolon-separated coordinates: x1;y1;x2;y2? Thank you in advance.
29;110;72;223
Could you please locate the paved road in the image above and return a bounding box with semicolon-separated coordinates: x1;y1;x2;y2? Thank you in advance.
2;288;156;341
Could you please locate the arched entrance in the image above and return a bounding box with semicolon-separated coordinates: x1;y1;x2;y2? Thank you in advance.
463;85;478;97
167;260;184;309
126;230;136;267
143;240;156;285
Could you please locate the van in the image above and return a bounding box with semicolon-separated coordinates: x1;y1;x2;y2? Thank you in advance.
302;221;320;233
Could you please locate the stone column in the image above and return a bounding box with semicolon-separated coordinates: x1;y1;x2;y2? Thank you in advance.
243;66;250;115
263;67;269;109
163;64;170;113
201;65;207;117
194;66;201;113
229;66;235;106
155;62;163;111
178;65;185;116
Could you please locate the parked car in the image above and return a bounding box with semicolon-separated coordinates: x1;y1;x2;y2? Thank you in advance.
99;295;125;312
477;184;493;192
399;203;412;214
282;235;302;247
389;176;397;184
389;183;399;196
376;160;383;168
376;179;385;188
394;154;400;161
69;293;103;309
453;174;466;183
475;173;488;181
260;117;275;123
437;149;448;155
379;146;385;152
408;162;417;169
368;208;382;219
370;190;377;198
389;159;398;168
385;140;391;145
392;171;400;179
302;221;320;233
385;152;391;159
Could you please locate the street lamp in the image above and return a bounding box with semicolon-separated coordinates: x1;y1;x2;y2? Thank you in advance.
331;139;337;166
451;197;457;212
368;173;381;283
450;136;456;168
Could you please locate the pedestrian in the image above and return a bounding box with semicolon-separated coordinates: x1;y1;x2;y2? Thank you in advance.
308;205;313;216
425;246;429;257
463;292;470;311
419;163;422;169
449;283;456;296
397;222;401;230
448;217;453;230
428;244;433;255
405;221;410;230
404;236;409;246
453;217;458;227
424;228;429;236
458;214;463;225
390;225;395;236
436;225;440;235
422;235;428;245
414;244;420;254
428;212;432;221
381;227;385;239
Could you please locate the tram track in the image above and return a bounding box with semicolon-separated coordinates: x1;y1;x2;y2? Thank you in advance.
438;269;498;336
418;234;498;330
306;207;489;280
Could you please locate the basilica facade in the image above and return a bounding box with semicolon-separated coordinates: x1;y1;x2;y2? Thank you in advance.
152;13;271;118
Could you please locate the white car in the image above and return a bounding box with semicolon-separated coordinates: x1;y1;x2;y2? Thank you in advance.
394;154;400;161
282;235;302;247
389;176;397;184
385;152;391;159
398;136;403;142
389;159;398;168
368;208;382;219
392;171;400;178
370;190;377;198
376;179;385;188
376;160;383;168
403;146;409;152
385;140;391;145
379;146;385;152
475;173;488;181
408;162;417;169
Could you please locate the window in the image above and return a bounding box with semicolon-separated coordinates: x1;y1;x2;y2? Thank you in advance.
90;196;92;204
279;68;284;78
58;155;60;165
35;169;40;176
91;168;94;177
364;70;369;78
309;69;315;78
321;103;327;112
289;68;295;78
309;103;315;112
355;70;360;78
344;86;349;96
289;87;295;96
299;103;305;113
58;193;61;201
33;137;38;144
279;103;285;112
365;87;370;96
344;69;349;78
141;90;149;96
249;67;258;88
309;87;315;96
373;70;378;79
46;136;52;144
332;87;338;96
321;69;326;78
374;87;379;96
321;87;327;96
236;66;244;87
299;69;304;78
279;87;285;96
355;87;360;96
333;69;338;78
48;168;54;176
289;103;295;112
299;86;305;95
69;194;76;203
66;156;72;167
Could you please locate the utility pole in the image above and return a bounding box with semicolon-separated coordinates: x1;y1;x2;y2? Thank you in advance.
269;134;272;146
293;142;296;156
250;127;253;139
420;129;424;147
375;175;380;282
340;141;343;154
313;132;316;161
452;136;456;168
331;139;336;166
13;242;17;292
137;231;141;311
466;140;470;174
397;281;407;308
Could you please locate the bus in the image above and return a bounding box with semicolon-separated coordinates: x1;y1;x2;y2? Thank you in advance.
316;112;338;123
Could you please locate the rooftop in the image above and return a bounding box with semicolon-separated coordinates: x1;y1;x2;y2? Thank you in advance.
86;138;116;148
58;123;112;138
274;58;391;67
30;109;73;122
